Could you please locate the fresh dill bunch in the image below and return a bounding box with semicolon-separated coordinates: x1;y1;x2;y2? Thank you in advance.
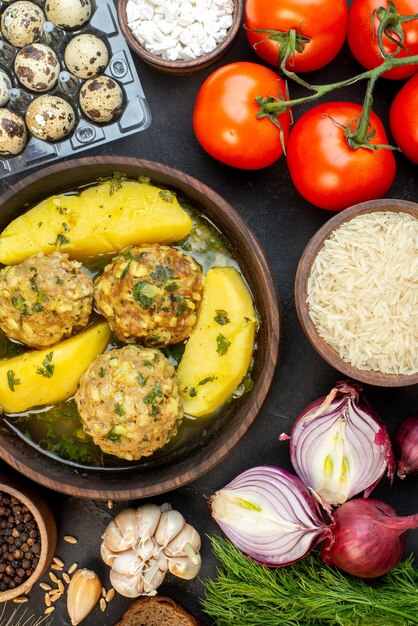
0;604;51;626
202;536;418;626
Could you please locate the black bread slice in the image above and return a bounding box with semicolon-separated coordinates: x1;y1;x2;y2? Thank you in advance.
115;595;199;626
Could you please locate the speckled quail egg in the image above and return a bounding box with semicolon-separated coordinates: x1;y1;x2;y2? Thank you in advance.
0;109;27;155
1;1;45;47
79;76;123;124
64;34;109;80
45;0;91;29
14;43;59;92
0;71;12;107
26;95;76;141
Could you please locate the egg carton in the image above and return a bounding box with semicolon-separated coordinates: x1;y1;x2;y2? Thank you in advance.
0;0;151;179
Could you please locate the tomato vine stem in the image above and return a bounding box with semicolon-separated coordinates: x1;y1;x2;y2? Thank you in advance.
375;1;418;58
258;52;418;117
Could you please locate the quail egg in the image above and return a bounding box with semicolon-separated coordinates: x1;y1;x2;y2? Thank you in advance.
0;71;12;107
79;76;123;124
14;43;59;92
26;95;76;141
64;34;109;79
45;0;91;29
0;109;27;155
1;1;45;48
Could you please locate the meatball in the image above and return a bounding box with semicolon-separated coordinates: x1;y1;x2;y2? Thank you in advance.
0;252;93;348
75;345;183;461
94;244;205;345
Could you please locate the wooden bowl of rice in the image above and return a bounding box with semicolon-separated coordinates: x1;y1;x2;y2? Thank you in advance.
295;199;418;387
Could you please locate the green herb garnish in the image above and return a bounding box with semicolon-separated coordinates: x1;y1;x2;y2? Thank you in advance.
119;261;131;280
214;309;230;325
52;233;70;247
138;175;151;185
7;369;20;391
159;189;175;203
114;403;126;417
143;383;163;405
133;281;157;309
138;373;148;387
37;352;54;378
97;171;127;196
105;427;122;442
12;294;29;315
175;297;189;317
29;275;39;292
189;387;197;397
98;367;106;378
202;537;418;626
150;265;174;282
216;334;231;356
198;376;217;386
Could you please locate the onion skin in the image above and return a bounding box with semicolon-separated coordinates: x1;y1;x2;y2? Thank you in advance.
211;466;332;567
320;498;418;578
395;413;418;479
287;381;394;507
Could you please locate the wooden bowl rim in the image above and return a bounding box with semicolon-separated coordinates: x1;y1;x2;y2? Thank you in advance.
117;0;243;73
0;156;280;499
295;198;418;387
0;476;56;601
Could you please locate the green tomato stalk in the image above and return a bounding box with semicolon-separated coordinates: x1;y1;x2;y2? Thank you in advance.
256;51;418;150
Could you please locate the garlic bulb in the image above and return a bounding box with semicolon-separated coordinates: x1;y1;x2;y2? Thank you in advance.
67;569;102;625
101;503;201;597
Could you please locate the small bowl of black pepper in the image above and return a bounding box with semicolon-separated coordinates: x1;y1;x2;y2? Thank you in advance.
0;475;57;602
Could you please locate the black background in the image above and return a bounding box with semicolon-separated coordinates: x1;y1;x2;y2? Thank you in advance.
0;1;417;624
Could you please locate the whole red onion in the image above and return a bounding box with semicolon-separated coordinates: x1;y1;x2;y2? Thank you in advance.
395;413;418;479
320;498;418;578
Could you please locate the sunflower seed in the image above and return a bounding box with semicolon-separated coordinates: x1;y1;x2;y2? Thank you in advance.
100;598;106;612
44;607;54;615
68;563;78;574
12;597;28;603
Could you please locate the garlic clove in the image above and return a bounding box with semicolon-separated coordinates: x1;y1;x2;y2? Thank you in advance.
160;502;172;512
112;549;143;577
155;510;185;548
168;555;201;580
100;541;117;566
164;524;201;558
67;568;102;626
158;557;169;573
110;569;144;598
143;565;165;595
102;519;132;552
136;504;162;542
135;537;155;562
115;507;138;545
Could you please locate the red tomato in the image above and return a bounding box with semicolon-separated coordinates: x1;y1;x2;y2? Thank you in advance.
193;62;291;170
286;102;397;211
390;73;418;163
347;0;418;80
245;0;348;72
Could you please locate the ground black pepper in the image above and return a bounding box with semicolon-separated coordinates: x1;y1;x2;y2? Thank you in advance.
0;492;40;591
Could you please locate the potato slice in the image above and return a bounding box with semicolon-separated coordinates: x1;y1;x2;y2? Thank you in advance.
177;267;256;417
0;321;111;413
0;180;192;264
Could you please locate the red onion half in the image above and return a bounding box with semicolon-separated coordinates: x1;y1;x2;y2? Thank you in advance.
320;498;418;578
210;466;332;566
395;413;418;479
286;381;394;507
